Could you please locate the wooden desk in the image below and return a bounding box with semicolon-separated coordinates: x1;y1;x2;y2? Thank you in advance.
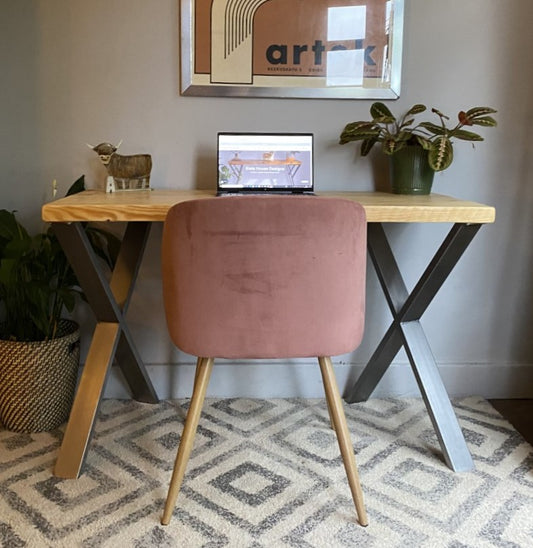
42;190;495;477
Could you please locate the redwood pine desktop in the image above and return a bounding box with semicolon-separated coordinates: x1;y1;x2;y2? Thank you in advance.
42;190;495;478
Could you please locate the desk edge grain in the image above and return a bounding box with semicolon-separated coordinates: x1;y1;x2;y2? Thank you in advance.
42;190;496;224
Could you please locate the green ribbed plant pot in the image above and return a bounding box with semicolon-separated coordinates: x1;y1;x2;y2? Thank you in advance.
390;145;435;195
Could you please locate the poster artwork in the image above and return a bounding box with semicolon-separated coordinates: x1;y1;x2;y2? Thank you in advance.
192;0;392;90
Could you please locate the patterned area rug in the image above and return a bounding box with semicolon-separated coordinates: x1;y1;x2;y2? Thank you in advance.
0;397;532;547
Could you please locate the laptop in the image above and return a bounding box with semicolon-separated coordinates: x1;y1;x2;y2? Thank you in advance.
217;132;314;195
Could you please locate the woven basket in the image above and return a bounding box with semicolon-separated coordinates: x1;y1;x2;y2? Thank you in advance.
0;320;80;433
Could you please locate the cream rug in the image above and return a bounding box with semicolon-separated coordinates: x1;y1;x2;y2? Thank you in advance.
0;397;532;547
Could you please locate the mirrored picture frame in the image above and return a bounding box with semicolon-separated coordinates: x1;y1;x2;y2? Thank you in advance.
180;0;404;99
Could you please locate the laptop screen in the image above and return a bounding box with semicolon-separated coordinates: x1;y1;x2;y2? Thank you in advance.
217;132;314;193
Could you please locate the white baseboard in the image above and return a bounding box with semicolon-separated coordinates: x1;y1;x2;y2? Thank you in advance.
102;361;533;399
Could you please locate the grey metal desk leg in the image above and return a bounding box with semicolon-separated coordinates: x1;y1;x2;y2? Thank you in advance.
401;321;474;471
52;221;158;478
344;222;482;471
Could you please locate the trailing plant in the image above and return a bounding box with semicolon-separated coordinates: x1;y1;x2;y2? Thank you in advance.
339;102;497;171
0;176;119;342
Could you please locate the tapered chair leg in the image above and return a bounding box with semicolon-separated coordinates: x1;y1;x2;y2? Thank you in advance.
161;357;214;525
318;356;368;527
326;399;336;431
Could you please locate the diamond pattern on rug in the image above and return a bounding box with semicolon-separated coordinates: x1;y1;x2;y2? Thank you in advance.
0;397;532;547
199;397;306;438
181;439;330;540
282;495;428;548
209;461;291;507
382;458;459;503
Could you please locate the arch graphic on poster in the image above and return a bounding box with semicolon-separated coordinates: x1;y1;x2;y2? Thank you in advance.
211;0;270;84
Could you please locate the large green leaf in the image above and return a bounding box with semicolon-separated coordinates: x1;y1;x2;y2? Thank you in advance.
370;102;395;121
451;129;484;141
399;118;415;128
0;210;28;243
342;121;376;133
0;176;120;341
86;227;121;269
470;116;497;127
419;122;446;136
66;174;86;196
406;104;427;116
465;106;497;118
372;115;396;124
382;138;406;155
361;137;378;156
339;129;381;144
428;136;453;171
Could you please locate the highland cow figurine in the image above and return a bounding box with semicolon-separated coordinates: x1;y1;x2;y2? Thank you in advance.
88;141;152;192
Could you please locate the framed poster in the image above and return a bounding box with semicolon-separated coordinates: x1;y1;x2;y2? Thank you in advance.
180;0;404;99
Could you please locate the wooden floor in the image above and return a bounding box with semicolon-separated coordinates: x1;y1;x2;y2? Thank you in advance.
490;399;533;445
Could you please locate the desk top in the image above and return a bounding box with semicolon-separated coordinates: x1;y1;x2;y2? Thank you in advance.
42;190;495;224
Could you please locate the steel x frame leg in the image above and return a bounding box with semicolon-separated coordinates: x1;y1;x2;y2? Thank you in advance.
52;221;159;478
344;222;483;472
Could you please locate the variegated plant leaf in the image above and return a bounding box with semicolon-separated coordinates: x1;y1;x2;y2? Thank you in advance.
406;104;427;116
339;128;381;144
382;138;405;155
428;136;453;171
465;106;497;118
419;122;446;135
470;116;497;127
342;121;376;133
452;129;484;141
370;102;395;121
361;137;378;156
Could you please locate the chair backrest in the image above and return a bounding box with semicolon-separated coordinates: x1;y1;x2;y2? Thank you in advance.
162;196;366;359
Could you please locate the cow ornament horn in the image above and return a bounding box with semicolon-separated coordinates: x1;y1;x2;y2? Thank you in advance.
88;141;152;192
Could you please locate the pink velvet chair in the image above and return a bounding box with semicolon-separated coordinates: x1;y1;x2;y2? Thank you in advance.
160;196;368;527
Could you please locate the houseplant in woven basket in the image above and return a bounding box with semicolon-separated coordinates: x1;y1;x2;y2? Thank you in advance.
339;102;497;194
0;176;118;432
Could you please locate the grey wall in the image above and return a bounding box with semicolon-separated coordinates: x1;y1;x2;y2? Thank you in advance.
2;1;533;398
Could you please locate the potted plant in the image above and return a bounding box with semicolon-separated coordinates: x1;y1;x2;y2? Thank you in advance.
0;176;118;432
339;102;497;194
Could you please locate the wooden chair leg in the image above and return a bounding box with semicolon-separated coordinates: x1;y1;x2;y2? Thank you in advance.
326;398;336;431
161;357;214;525
192;359;201;392
318;356;368;527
